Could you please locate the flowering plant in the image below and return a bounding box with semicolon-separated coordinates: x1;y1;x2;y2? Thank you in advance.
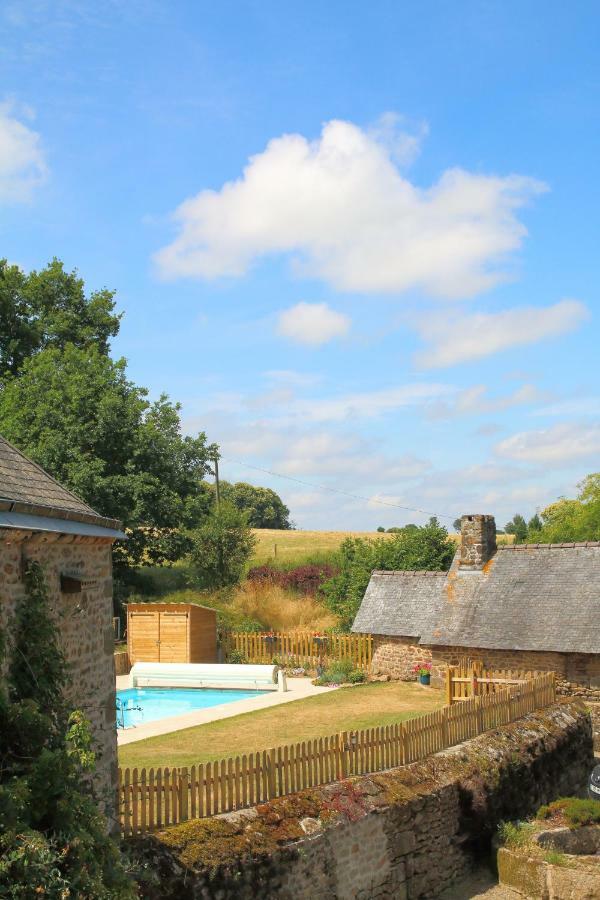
413;661;432;676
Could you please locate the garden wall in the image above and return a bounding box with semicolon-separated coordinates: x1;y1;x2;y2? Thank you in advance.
131;699;593;900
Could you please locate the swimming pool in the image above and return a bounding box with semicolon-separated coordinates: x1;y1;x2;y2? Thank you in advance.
116;687;263;729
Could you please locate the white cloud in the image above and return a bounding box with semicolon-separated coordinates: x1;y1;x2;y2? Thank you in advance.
276;302;350;346
295;383;454;423
416;299;589;367
496;422;600;465
0;101;47;203
427;383;545;419
155;117;545;298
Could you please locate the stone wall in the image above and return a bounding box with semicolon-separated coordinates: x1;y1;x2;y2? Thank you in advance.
459;514;497;568
371;635;436;681
371;636;600;697
0;528;118;822
130;700;593;899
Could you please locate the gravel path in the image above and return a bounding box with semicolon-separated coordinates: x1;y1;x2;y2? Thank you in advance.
437;867;521;899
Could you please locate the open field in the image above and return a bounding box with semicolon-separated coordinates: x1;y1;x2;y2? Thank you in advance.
251;528;398;564
251;528;513;565
118;681;444;770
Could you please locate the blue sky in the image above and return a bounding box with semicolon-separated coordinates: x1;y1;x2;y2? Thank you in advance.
1;1;598;529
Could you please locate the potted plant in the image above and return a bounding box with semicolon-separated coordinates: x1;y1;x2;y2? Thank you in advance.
263;631;277;645
413;661;432;685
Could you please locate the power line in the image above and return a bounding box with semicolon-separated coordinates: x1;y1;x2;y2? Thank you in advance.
219;455;455;521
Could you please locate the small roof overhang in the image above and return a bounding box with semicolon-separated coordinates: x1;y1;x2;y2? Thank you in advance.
0;510;126;540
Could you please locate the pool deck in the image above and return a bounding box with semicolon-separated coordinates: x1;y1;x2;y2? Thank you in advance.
116;676;338;745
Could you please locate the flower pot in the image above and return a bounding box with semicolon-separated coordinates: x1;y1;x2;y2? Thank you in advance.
419;673;431;685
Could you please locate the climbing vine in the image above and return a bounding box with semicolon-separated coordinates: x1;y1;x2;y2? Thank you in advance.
0;560;135;898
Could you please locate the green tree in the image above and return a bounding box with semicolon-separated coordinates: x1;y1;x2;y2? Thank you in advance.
526;474;600;542
527;512;542;533
0;562;134;898
505;513;528;543
0;258;121;376
217;481;292;529
0;344;217;568
322;518;455;629
453;518;462;532
188;502;256;589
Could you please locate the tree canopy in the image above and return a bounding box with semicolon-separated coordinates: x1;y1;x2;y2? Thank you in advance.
322;518;455;629
188;502;256;589
0;258;121;377
527;473;600;542
218;481;292;529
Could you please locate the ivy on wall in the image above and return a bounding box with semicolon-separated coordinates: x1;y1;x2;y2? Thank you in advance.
0;561;135;898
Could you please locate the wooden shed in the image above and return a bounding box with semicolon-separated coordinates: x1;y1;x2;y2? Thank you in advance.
126;603;217;666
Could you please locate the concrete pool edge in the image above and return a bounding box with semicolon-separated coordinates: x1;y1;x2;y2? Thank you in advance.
116;676;338;745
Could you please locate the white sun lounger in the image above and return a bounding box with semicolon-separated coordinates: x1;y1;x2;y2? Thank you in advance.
129;662;286;692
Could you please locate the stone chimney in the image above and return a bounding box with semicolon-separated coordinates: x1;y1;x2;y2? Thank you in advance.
459;514;497;569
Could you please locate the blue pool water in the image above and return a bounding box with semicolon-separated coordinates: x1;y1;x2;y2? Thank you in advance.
116;687;262;729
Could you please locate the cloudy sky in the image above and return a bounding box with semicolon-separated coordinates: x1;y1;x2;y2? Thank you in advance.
1;1;598;529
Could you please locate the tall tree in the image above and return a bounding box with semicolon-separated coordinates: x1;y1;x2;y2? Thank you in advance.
0;258;121;376
505;513;528;543
188;502;256;589
0;344;217;567
322;518;454;629
219;481;292;529
527;474;600;542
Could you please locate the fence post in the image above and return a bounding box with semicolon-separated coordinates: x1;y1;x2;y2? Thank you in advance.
267;748;277;800
180;767;189;823
475;696;484;733
338;732;350;780
446;667;453;705
441;706;450;748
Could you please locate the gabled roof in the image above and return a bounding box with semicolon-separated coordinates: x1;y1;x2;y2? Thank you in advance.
352;570;447;637
0;434;123;534
352;543;600;654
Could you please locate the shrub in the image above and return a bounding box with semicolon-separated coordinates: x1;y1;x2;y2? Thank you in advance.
227;649;248;664
537;797;600;828
498;821;534;848
247;563;339;596
348;669;367;684
316;658;361;685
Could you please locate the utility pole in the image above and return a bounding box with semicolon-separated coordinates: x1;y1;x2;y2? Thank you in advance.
213;457;221;507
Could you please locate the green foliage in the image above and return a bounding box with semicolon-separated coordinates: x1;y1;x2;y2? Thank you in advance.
498;821;535;848
0;342;217;571
321;518;455;629
376;526;385;532
537;797;600;828
453;518;462;532
219;481;292;529
227;649;249;664
542;850;569;866
505;513;528;542
188;503;257;590
0;562;134;898
0;258;121;377
527;474;600;543
348;669;367;684
315;658;362;685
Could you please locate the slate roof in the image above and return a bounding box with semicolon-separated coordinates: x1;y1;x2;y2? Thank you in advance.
0;434;122;532
352;544;600;654
352;571;447;637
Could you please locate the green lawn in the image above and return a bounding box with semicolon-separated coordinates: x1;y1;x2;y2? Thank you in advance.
118;681;444;770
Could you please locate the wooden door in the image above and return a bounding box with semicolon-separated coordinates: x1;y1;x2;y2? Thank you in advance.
158;611;188;662
129;611;160;663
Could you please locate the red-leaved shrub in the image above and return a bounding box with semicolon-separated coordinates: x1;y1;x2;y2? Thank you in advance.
247;563;339;596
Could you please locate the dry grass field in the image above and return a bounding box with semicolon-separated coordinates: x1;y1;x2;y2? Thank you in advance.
251;527;513;565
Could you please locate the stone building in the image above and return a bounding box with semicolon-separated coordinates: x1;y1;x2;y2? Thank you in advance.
0;435;124;820
352;514;600;693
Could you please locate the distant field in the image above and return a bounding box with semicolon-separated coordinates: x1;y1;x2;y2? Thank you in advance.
250;528;513;565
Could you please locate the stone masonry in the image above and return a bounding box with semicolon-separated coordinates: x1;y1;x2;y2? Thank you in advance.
0;529;118;823
459;513;497;569
130;699;593;899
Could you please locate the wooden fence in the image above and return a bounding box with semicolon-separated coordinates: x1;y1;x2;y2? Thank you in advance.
222;631;372;670
118;671;555;834
446;659;544;705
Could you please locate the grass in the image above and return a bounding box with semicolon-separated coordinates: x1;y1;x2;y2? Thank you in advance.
250;528;514;566
118;681;444;770
537;798;600;829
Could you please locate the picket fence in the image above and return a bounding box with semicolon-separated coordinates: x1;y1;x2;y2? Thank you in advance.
222;630;372;670
446;659;544;705
118;671;555;835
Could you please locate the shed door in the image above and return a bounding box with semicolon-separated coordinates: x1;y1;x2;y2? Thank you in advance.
129;611;160;664
159;611;188;662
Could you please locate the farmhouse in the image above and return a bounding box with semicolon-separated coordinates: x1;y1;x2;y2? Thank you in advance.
0;435;124;816
352;514;600;694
